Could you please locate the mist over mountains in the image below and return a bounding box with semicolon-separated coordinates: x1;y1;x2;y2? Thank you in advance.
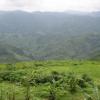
0;11;100;34
0;11;100;62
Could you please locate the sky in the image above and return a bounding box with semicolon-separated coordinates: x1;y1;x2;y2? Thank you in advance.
0;0;100;12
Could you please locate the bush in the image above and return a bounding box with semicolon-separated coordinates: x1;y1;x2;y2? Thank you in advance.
48;82;56;100
0;71;26;82
30;71;62;85
82;74;92;82
67;73;78;93
77;78;87;88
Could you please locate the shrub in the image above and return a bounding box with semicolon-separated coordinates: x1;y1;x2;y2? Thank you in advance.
82;74;92;82
0;71;26;82
67;73;78;93
48;81;56;100
77;78;87;88
30;71;62;85
21;76;31;100
48;89;56;100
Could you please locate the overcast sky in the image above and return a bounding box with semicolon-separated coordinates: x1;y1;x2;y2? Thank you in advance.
0;0;100;12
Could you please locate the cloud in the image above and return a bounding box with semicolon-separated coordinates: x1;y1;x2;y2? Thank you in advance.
0;0;100;12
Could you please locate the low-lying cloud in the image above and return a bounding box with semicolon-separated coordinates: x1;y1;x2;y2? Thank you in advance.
0;0;100;12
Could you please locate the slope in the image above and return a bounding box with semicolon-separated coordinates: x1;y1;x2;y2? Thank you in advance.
0;42;32;63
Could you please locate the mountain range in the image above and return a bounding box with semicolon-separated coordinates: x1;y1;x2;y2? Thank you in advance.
0;11;100;62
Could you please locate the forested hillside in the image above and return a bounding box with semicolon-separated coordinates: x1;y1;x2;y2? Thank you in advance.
0;42;32;63
0;11;100;61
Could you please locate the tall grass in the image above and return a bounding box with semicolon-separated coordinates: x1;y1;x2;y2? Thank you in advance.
0;85;3;100
25;85;30;100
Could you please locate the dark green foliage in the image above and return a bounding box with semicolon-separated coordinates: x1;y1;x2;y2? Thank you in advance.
0;78;3;83
48;79;57;100
0;71;26;82
51;71;60;82
25;86;30;100
84;93;93;100
34;63;43;67
12;85;16;100
0;88;3;100
77;78;87;88
48;89;56;100
12;92;16;100
22;76;31;100
29;71;62;85
67;73;78;93
82;74;93;84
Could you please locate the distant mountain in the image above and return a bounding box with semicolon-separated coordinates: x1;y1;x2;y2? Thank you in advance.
0;11;100;61
0;11;100;35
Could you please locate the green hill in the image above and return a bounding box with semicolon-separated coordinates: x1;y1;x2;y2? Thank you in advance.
0;11;100;61
0;33;100;61
0;43;32;63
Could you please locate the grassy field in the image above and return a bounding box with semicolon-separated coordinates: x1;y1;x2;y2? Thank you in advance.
0;60;100;100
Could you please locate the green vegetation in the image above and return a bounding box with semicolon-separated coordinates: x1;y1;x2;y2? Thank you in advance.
0;11;100;100
0;43;32;63
0;60;100;100
0;32;100;62
0;11;100;62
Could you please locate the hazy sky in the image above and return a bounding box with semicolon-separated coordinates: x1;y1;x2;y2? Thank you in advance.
0;0;100;12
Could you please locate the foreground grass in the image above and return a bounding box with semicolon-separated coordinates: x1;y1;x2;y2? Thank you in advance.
0;60;100;100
